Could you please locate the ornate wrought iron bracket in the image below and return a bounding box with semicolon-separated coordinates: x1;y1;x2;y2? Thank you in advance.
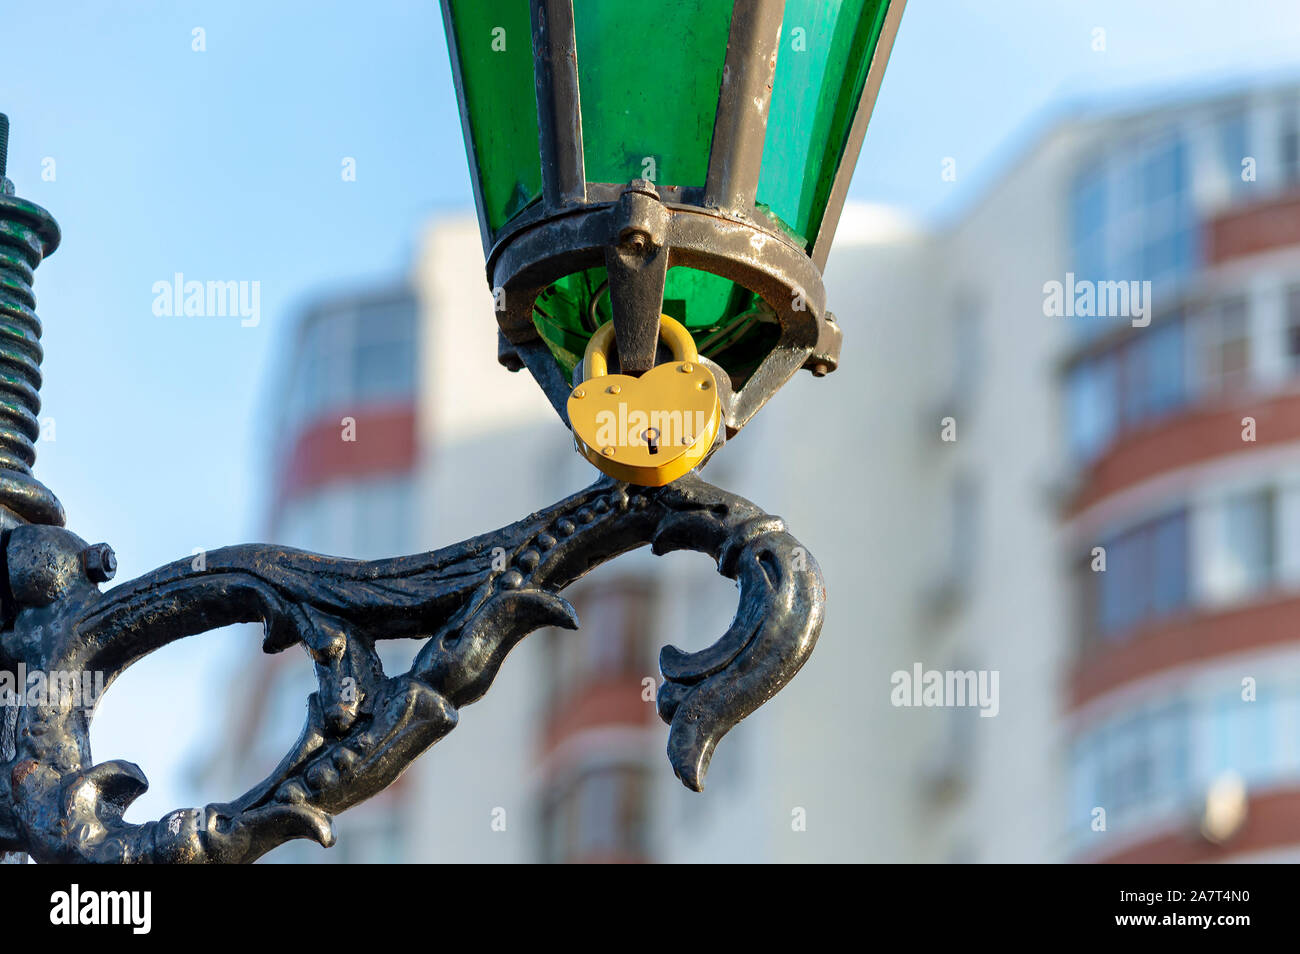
0;110;824;864
0;474;823;863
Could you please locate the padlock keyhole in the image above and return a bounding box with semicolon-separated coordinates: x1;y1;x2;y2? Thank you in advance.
643;427;660;455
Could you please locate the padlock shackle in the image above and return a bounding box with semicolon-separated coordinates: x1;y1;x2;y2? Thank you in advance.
584;314;697;380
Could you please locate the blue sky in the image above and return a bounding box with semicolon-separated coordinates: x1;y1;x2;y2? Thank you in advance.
2;0;1298;824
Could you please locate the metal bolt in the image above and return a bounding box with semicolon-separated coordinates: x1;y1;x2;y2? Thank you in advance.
811;362;830;378
83;543;117;583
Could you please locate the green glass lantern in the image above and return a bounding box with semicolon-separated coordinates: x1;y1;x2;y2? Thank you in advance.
441;0;905;439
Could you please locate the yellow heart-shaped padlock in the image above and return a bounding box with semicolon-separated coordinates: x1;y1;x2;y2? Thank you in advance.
567;315;721;486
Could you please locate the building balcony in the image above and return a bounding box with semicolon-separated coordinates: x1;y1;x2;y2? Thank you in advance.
1080;784;1300;864
1071;591;1300;709
540;675;656;759
1206;189;1300;267
1068;389;1300;516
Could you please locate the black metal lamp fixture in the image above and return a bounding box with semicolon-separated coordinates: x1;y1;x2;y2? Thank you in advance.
441;0;905;436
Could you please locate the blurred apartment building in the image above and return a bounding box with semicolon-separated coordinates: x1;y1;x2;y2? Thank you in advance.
1058;83;1300;863
884;77;1300;863
205;77;1300;862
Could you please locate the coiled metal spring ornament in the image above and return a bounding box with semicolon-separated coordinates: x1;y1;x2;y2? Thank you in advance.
0;114;63;528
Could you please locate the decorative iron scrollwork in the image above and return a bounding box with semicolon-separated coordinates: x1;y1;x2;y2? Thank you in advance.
0;474;823;863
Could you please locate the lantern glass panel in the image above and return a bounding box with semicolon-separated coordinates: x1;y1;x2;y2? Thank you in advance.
446;0;543;235
533;266;775;380
756;0;892;248
573;0;734;188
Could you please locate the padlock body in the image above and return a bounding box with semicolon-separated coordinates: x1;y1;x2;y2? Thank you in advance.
567;362;721;486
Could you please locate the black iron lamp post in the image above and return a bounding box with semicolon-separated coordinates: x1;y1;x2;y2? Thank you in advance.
0;0;903;864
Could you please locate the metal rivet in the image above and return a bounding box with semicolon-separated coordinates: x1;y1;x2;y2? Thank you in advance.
83;543;117;583
698;380;710;389
679;362;694;373
601;446;615;457
606;384;621;394
573;388;586;399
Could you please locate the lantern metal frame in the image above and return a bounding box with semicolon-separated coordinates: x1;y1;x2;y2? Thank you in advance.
441;0;907;436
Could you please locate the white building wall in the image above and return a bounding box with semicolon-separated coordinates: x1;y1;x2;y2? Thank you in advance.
916;127;1079;862
756;207;946;862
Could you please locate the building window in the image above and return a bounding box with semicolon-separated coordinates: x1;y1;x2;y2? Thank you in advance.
1196;295;1251;397
1150;511;1191;617
1093;508;1190;639
1069;684;1300;848
1210;690;1276;783
1219;487;1276;599
1066;353;1119;460
1068;132;1197;323
545;581;652;712
354;299;417;404
286;306;354;434
542;767;649;863
1285;285;1300;370
1086;486;1282;642
1071;702;1190;833
1136;136;1195;286
1069;164;1108;287
1066;314;1189;462
1281;106;1300;186
1137;146;1174;267
353;477;417;559
1219;112;1249;197
282;292;417;435
1064;292;1265;463
1121;315;1188;426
